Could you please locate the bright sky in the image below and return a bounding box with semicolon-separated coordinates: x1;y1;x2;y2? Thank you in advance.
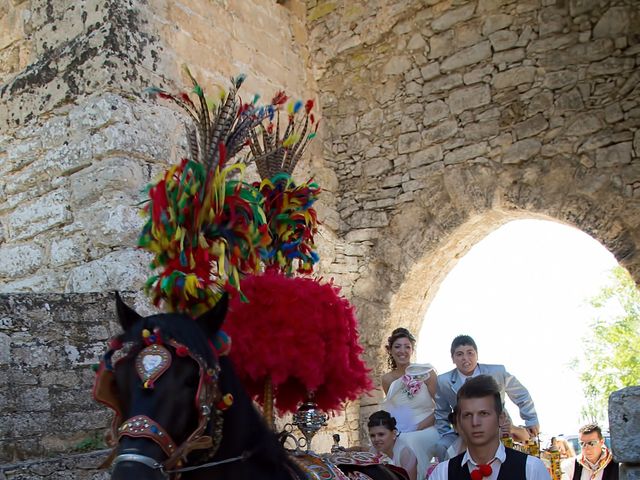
416;218;620;440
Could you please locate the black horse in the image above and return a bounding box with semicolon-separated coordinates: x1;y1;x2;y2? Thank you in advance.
94;294;406;480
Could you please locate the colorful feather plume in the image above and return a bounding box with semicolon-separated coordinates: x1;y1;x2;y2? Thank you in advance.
248;94;319;179
139;71;271;316
246;95;321;274
257;173;320;275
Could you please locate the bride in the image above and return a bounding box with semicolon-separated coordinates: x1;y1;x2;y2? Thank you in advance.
382;328;440;480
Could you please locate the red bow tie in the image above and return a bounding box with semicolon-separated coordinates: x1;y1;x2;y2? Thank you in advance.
470;464;493;480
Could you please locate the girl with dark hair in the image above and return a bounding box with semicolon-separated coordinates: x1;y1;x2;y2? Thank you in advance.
381;328;440;480
368;411;418;480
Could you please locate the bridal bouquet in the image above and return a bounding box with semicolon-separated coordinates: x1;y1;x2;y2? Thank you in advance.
401;374;423;398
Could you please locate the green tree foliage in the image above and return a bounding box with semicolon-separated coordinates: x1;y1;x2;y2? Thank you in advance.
577;266;640;423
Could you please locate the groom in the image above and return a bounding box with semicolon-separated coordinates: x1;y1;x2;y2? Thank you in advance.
434;335;540;459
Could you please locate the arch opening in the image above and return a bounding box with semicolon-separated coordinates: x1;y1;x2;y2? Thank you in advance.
412;218;619;436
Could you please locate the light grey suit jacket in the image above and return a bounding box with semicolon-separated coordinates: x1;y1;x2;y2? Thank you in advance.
434;363;539;444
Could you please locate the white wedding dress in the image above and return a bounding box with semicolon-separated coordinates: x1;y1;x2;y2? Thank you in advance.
382;364;440;480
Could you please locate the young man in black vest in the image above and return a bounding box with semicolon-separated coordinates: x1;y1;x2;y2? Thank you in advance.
429;375;550;480
561;424;618;480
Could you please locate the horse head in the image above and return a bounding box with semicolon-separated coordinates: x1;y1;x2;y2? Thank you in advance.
94;293;234;479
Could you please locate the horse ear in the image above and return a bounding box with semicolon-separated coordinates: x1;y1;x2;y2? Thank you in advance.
115;292;142;331
195;293;228;338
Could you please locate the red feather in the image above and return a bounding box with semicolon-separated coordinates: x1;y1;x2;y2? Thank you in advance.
225;270;373;413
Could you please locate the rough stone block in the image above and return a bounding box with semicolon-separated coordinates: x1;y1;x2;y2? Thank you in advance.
482;14;513;36
429;30;456;59
8;189;72;241
569;0;600;16
423;100;450;126
543;69;578;90
441;41;491;72
423;73;463;95
502;139;541;164
609;386;640;463
423;120;459;144
566;113;603;136
595;142;632;168
555;88;584;111
409;145;443;168
489;30;518;51
464;121;499;141
0;244;43;277
492;66;536;89
588;57;636;77
448;84;491;114
383;55;411;75
431;4;476;32
514;114;548;140
398;132;422;154
65;249;150;293
421;62;440;81
593;6;635;38
364;157;391;176
444;143;489;165
492;48;525;65
69;157;147;206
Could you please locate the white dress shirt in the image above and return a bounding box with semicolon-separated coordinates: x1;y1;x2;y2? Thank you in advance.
561;457;610;480
429;442;551;480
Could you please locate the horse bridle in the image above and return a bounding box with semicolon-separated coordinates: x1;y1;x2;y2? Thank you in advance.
93;331;234;477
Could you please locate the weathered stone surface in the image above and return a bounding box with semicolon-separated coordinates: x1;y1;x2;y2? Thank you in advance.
409;145;443;168
447;83;491;115
492;66;536;89
566;113;603;136
423;100;450;126
593;6;637;38
441;41;491;72
0;244;43;277
482;14;513;36
502;139;542;164
431;4;475;32
569;0;600;16
398;132;422;154
383;55;412;75
489;30;518;51
65;250;151;293
423;73;464;95
514;114;548;140
8;190;72;241
609;386;640;463
595;142;633;168
423;120;459;144
444;143;489;165
543;70;578;90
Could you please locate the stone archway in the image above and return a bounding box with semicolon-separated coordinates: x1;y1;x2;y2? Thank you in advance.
345;157;637;441
306;0;640;400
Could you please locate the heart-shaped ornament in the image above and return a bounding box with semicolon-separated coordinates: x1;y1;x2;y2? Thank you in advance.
143;354;163;373
135;344;171;383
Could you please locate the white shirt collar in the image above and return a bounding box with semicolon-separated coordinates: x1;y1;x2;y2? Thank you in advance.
462;441;506;468
457;365;480;382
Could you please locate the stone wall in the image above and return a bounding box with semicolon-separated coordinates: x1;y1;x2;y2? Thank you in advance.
307;0;640;379
0;293;120;462
0;0;336;298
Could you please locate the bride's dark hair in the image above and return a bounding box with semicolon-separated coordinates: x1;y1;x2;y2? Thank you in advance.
385;327;416;370
367;410;397;431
